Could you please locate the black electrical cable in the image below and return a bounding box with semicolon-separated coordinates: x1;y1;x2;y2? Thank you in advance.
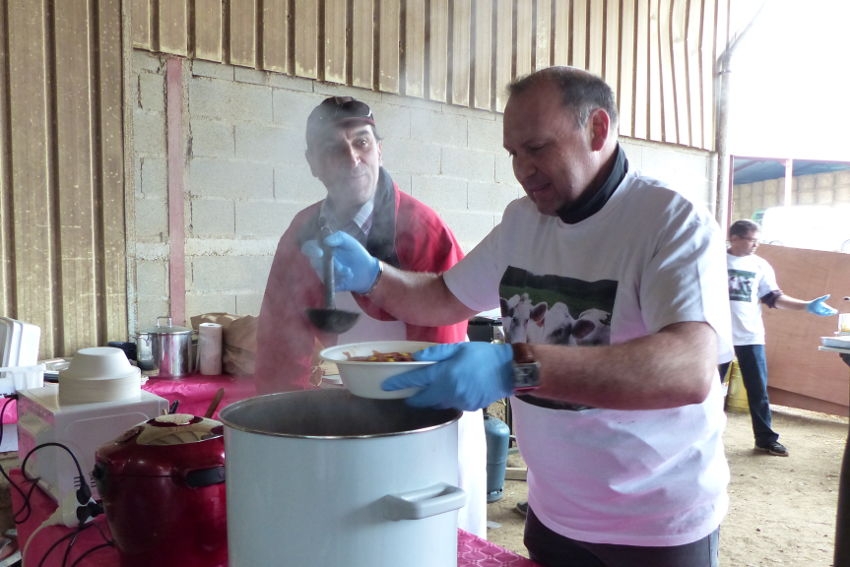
68;542;113;567
60;529;80;567
0;395;35;523
30;507;113;567
1;395;111;565
13;477;44;525
20;442;86;486
34;522;91;567
20;441;92;511
37;518;111;567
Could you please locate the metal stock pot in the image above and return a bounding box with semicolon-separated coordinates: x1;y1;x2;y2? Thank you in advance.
219;389;465;567
136;316;193;377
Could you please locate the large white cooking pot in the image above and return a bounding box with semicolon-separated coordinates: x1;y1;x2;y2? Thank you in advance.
219;389;465;567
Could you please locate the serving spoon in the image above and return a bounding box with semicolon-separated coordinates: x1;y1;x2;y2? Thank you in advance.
306;220;360;334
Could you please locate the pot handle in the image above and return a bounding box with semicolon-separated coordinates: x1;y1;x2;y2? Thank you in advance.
381;483;466;521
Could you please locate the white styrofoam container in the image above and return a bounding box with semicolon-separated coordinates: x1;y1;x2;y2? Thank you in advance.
0;320;12;366
0;365;45;396
0;318;40;367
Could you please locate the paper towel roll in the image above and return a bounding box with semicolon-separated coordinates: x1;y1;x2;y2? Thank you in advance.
198;322;223;375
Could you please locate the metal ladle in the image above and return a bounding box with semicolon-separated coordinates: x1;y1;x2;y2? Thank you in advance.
306;221;360;334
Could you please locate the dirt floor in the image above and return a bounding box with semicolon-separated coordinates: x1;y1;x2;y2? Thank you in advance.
484;405;848;567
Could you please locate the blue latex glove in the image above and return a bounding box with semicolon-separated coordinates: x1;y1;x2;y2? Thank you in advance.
301;231;380;294
806;294;837;316
382;343;515;411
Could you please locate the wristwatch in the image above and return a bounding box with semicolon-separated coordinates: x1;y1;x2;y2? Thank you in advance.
510;343;541;392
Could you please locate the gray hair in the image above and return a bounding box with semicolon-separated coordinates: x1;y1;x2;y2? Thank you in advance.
508;66;619;128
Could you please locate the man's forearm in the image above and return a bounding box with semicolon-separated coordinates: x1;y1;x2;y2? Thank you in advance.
366;264;477;327
529;321;718;410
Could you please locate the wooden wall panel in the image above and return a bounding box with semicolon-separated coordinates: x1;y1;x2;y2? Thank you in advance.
633;0;650;139
378;0;400;93
535;0;552;69
262;0;289;73
708;0;727;150
131;0;152;49
686;0;705;148
472;0;493;110
97;0;129;344
325;0;348;84
294;0;319;79
451;0;472;106
229;0;257;68
603;0;620;95
586;0;604;76
121;0;731;151
670;1;689;145
428;0;449;102
494;0;512;111
619;1;636;137
515;0;533;78
158;0;189;56
55;0;98;350
759;245;850;416
404;0;426;97
571;0;588;69
351;0;374;88
658;1;677;143
0;0;6;313
647;0;663;141
6;0;56;355
195;0;224;62
0;0;9;316
552;0;570;65
1;0;128;358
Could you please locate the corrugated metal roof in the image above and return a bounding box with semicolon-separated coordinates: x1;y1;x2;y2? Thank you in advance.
733;157;850;185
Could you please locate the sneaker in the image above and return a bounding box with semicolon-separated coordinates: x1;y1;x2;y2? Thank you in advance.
514;501;529;517
755;440;789;457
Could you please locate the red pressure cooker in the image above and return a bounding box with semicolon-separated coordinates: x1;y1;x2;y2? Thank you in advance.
92;413;227;567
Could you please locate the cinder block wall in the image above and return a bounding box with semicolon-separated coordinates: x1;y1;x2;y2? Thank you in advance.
732;171;850;220
129;51;714;334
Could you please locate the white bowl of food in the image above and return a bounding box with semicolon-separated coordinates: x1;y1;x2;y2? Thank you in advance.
319;340;436;399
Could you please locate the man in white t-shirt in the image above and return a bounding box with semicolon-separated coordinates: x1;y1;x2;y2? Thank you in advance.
718;219;836;457
305;67;733;566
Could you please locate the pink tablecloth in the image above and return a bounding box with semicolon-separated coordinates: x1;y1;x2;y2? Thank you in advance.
0;372;257;441
10;468;538;566
141;373;258;418
8;373;541;566
1;372;258;424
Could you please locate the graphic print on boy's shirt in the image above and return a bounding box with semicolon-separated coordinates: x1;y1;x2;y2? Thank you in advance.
727;268;756;303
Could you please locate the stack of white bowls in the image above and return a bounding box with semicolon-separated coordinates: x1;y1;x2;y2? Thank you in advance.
59;347;142;405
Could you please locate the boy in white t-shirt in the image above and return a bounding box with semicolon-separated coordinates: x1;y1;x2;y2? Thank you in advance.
718;219;836;457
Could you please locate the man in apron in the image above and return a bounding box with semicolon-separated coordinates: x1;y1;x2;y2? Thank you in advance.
254;96;487;537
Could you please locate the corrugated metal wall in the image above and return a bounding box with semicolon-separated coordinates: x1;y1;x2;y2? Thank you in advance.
131;0;730;149
0;0;128;359
0;0;732;359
